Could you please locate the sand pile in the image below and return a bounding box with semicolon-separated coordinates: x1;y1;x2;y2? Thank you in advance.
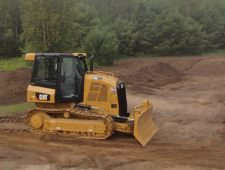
0;69;31;105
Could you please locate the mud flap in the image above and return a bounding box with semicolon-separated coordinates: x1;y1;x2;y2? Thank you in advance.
133;101;158;146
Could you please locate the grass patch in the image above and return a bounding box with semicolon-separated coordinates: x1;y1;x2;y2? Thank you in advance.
0;103;35;117
0;57;31;71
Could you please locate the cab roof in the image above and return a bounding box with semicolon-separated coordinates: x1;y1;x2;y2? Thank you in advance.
25;53;87;61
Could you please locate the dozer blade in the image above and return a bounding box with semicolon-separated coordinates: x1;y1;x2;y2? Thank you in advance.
133;101;158;146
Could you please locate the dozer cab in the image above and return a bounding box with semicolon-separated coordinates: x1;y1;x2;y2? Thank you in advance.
25;53;158;146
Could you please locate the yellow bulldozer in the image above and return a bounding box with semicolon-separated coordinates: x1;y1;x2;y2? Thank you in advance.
25;53;158;146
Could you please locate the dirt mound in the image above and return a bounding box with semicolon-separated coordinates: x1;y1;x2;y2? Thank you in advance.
188;58;225;77
0;69;31;105
105;60;183;94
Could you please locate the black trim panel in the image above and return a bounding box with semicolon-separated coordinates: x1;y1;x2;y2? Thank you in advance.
117;82;129;117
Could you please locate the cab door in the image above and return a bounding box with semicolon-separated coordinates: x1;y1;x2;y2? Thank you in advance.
59;57;85;102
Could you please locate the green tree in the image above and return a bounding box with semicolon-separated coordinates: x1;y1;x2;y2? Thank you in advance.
152;12;205;55
2;0;225;61
134;1;205;55
0;0;22;58
112;19;136;56
83;26;119;66
71;2;98;51
21;0;76;52
190;0;225;50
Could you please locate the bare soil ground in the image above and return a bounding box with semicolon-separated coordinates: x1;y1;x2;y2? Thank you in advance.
0;68;30;105
1;56;225;170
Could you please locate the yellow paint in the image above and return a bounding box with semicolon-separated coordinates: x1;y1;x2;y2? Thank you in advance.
133;101;158;146
43;118;106;134
82;71;119;116
72;53;87;57
29;111;49;129
25;53;35;61
25;53;87;62
114;122;133;133
27;85;55;103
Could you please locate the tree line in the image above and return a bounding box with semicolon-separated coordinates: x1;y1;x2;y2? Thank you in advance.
0;0;225;65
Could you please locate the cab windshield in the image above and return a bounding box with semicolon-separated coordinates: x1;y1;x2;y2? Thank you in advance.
31;56;57;87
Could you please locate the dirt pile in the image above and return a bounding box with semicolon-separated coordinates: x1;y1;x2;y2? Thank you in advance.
0;69;31;105
188;58;225;77
105;59;183;94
